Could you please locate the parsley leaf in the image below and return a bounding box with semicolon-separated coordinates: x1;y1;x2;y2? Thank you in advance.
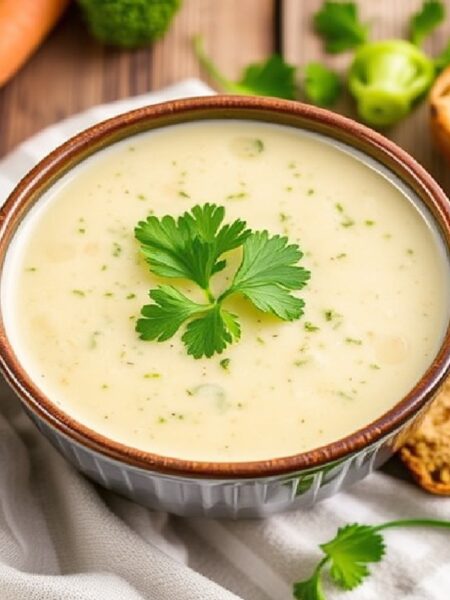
135;214;192;279
314;1;369;53
304;62;342;106
227;231;310;320
182;305;240;358
193;35;297;100
410;0;445;47
293;564;326;600
136;285;207;342
292;518;450;599
135;204;310;358
320;524;385;589
233;55;298;99
135;203;249;290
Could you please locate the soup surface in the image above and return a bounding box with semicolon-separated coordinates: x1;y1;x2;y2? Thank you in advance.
4;121;449;461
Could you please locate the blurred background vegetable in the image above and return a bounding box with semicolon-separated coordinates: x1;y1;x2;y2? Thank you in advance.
1;0;448;131
0;0;450;169
0;0;69;87
316;0;445;125
77;0;182;47
313;0;368;52
303;63;341;107
409;0;444;46
193;36;297;100
195;0;450;128
348;40;434;127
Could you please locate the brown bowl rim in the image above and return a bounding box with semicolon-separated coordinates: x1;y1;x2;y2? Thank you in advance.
1;94;450;478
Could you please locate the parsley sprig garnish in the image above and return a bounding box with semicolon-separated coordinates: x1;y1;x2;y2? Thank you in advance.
293;518;450;599
134;203;310;358
193;35;297;100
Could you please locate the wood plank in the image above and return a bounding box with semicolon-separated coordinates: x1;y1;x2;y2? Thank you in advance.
282;0;450;193
0;0;275;158
151;0;276;89
0;7;105;158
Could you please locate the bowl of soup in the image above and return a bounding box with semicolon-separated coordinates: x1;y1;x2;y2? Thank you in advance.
0;96;449;518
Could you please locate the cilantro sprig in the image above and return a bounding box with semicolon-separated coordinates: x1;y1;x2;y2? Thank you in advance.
135;203;310;358
313;1;445;53
303;63;342;107
313;1;369;53
193;34;342;107
193;35;297;100
410;0;445;47
293;518;450;599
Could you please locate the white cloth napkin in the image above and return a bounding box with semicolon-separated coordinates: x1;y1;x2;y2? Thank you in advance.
0;79;449;600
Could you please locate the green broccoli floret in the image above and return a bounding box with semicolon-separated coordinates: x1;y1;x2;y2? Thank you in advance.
77;0;182;48
348;40;435;127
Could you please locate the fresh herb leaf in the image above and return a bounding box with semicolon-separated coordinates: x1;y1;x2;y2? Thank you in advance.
304;322;320;332
292;518;450;600
220;358;231;370
221;308;242;338
235;282;305;321
304;62;342;106
435;40;450;72
193;35;297;99
182;305;240;358
293;563;326;600
136;285;207;342
320;524;385;589
233;55;298;99
135;204;310;358
135;203;250;290
314;1;368;53
410;0;445;47
226;231;310;320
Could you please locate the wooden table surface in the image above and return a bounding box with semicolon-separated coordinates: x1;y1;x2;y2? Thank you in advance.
0;0;449;195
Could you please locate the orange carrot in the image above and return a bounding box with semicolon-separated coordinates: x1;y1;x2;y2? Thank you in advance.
0;0;70;87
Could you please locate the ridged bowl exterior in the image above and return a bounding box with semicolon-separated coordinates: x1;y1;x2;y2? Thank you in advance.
27;406;395;518
1;96;450;518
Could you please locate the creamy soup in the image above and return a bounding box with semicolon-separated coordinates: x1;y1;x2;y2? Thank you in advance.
3;121;449;462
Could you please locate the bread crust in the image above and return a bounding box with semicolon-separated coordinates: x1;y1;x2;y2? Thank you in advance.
430;66;450;164
400;380;450;495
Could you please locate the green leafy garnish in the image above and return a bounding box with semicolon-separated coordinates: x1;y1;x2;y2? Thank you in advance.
293;563;326;600
135;203;249;289
313;1;369;53
434;40;450;72
410;0;445;47
321;524;384;589
223;232;309;320
135;286;206;342
135;203;310;358
303;63;341;107
193;35;297;100
293;518;450;599
220;358;230;370
182;305;240;359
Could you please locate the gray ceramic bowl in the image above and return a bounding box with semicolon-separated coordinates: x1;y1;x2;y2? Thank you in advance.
1;96;450;518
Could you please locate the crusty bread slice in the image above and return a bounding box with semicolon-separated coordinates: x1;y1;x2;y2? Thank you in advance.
400;380;450;495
